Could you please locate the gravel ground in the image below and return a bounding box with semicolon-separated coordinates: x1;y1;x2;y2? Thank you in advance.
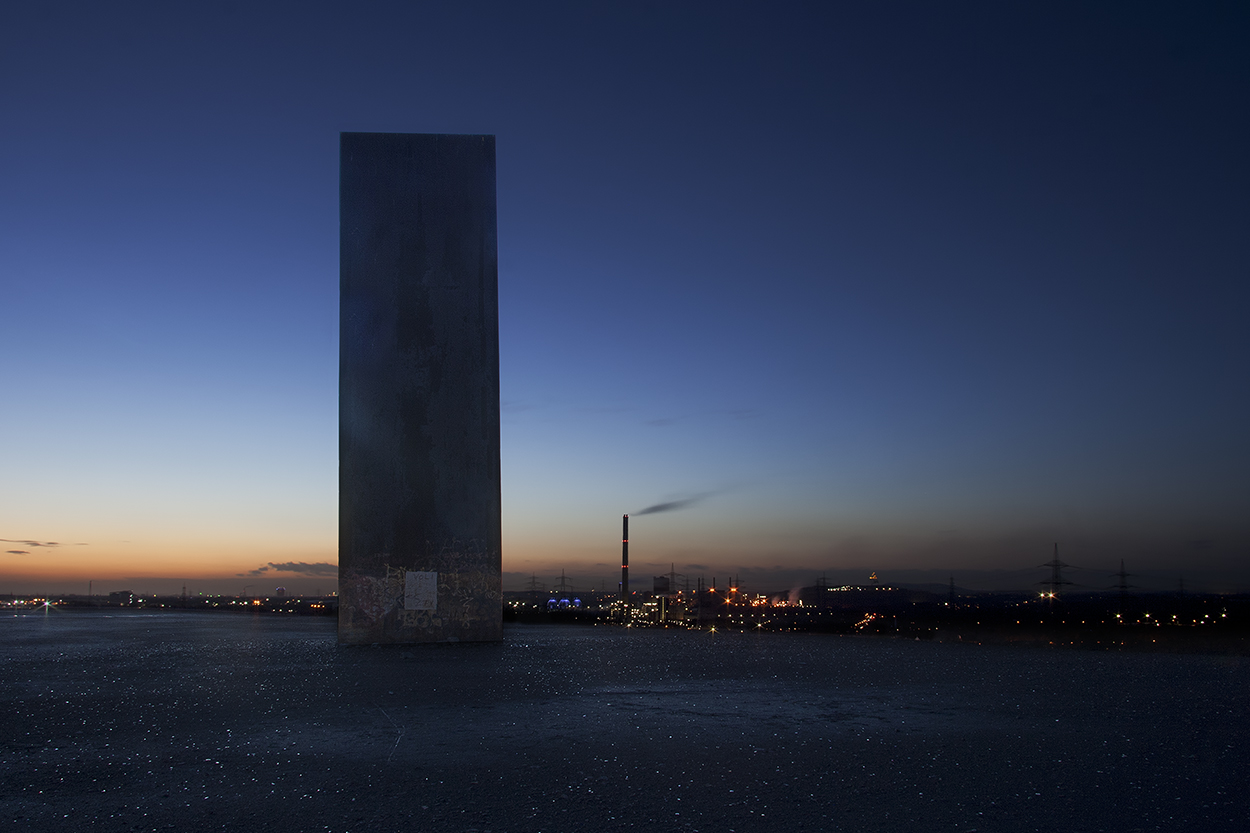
3;610;1247;832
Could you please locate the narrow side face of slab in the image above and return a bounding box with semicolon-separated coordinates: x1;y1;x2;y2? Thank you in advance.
339;132;501;644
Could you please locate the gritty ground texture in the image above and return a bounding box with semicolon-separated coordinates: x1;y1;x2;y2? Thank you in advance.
2;612;1247;832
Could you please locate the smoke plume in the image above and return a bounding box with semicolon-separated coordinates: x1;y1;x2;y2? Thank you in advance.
635;493;713;515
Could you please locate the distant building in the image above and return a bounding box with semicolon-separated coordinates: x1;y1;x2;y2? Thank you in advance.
795;584;936;611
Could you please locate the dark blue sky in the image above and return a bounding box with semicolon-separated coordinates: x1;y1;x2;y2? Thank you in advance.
3;1;1248;594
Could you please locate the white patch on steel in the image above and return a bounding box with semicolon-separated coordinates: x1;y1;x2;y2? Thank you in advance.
404;571;438;611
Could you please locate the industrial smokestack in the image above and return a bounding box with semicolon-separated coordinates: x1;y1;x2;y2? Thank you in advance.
621;514;629;615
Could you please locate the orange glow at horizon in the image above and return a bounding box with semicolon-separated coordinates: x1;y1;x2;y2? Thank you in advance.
1;535;337;583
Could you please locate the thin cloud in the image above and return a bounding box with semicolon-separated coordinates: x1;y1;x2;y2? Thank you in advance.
240;561;338;578
6;550;30;555
269;561;338;576
1;538;62;547
573;405;632;415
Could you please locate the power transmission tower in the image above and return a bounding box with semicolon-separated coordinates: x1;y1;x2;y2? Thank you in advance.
1039;543;1073;604
1111;559;1135;617
1113;560;1134;597
553;569;573;598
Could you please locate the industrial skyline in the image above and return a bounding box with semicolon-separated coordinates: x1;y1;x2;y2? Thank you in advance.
3;2;1248;595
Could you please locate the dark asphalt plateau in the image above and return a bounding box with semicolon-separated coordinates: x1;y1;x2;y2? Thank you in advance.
3;611;1247;832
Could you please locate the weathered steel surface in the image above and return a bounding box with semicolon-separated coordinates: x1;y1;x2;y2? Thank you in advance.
339;132;501;644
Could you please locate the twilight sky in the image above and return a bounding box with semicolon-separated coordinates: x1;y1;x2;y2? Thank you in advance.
3;1;1248;596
